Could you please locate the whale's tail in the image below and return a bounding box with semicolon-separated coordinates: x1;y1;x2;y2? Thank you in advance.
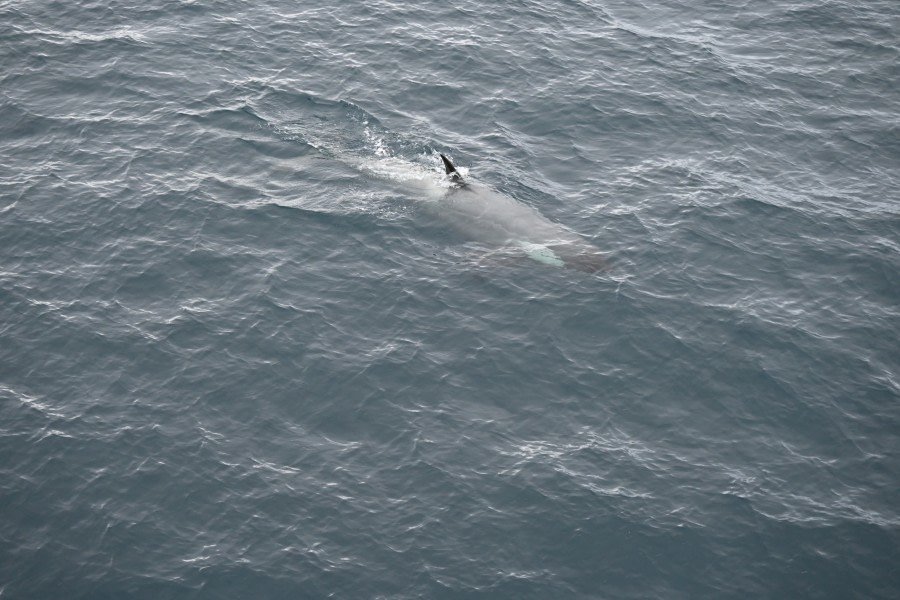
440;153;464;183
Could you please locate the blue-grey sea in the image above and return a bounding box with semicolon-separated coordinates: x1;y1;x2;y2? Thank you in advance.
2;0;899;598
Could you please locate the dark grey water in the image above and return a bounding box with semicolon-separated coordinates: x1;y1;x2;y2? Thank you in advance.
2;0;899;598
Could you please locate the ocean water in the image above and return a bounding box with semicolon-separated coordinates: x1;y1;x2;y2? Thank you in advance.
1;0;898;598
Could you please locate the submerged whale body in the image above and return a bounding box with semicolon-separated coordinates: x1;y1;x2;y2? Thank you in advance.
436;154;606;273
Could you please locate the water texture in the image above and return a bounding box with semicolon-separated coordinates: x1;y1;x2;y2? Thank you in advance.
1;0;898;598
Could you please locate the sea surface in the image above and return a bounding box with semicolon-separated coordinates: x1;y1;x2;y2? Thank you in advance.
1;1;898;598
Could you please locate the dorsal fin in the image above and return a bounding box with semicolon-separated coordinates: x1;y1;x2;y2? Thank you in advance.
440;153;462;181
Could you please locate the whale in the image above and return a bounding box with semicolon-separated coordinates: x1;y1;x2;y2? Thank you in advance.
433;153;607;273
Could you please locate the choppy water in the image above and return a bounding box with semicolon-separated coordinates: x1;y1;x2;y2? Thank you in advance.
2;0;899;598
